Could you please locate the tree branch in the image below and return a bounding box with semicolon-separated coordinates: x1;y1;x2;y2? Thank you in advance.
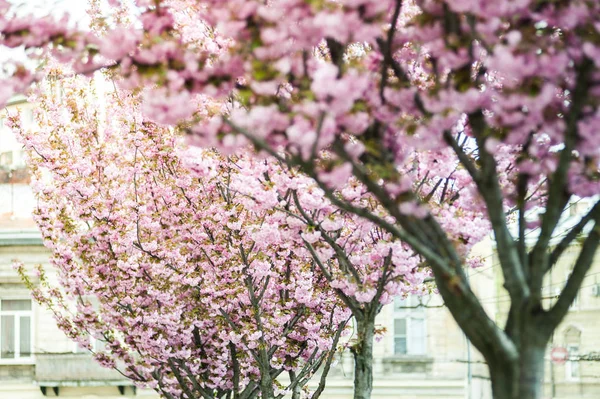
230;343;241;399
310;318;350;399
443;130;480;180
546;222;600;328
529;58;594;295
301;237;361;315
168;358;213;399
378;0;404;102
467;112;529;304
548;201;600;270
292;190;363;284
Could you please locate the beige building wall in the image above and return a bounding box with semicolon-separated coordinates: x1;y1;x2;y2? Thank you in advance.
0;234;146;399
543;243;600;399
0;95;32;171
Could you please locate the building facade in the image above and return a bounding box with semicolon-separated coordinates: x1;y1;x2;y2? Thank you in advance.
0;231;139;399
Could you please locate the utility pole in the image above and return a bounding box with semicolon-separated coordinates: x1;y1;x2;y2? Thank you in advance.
465;267;472;399
549;270;556;398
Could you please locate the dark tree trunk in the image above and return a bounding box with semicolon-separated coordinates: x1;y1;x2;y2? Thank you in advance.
517;343;547;399
352;317;375;399
489;360;516;399
488;331;549;399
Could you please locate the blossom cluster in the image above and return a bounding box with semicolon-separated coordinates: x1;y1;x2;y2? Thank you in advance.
12;68;473;397
2;0;597;222
13;70;354;397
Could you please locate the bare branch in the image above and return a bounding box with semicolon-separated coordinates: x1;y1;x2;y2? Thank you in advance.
301;237;361;315
443;130;480;180
547;223;600;328
292;190;363;284
168;358;213;399
230;343;241;399
468;112;529;303
549;201;600;269
310;318;350;399
378;0;405;102
530;58;594;294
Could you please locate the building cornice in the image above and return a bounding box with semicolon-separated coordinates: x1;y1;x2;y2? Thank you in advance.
0;230;43;246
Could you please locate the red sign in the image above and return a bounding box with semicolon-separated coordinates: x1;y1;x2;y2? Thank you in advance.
550;347;569;364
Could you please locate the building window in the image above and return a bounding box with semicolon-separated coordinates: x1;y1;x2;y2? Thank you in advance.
564;326;581;381
566;345;580;380
393;296;426;356
0;299;32;360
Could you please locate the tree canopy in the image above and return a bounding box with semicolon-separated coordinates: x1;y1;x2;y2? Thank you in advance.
2;1;600;399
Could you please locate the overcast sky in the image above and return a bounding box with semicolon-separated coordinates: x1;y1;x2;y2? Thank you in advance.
11;0;88;21
1;0;89;66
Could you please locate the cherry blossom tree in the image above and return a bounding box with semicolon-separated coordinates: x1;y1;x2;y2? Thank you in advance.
12;72;354;399
12;67;447;399
2;1;600;398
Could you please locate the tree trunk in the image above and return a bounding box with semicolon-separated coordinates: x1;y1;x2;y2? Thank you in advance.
518;344;547;399
258;372;275;399
489;342;547;399
258;351;275;399
352;317;375;399
260;378;275;399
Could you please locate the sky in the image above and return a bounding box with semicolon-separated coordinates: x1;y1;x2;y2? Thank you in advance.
10;0;88;20
0;0;90;68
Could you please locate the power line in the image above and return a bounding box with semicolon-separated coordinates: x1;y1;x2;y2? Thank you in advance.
468;198;589;278
476;276;600;305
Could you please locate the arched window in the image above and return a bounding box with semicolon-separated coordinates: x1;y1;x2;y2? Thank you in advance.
564;326;582;381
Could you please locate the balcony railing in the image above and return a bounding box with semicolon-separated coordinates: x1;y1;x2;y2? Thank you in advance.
34;353;132;387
